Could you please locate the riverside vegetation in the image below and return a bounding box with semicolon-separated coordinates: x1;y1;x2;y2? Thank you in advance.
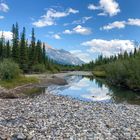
0;23;140;93
82;48;140;91
0;23;80;88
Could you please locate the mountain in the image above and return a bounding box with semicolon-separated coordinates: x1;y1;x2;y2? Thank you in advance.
45;45;85;65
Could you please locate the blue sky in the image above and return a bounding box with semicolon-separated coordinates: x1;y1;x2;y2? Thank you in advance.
0;0;140;62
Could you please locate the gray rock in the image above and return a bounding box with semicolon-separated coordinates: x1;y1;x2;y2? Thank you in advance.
0;90;139;139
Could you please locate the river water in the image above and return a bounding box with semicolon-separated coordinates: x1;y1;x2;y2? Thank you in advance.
47;75;140;105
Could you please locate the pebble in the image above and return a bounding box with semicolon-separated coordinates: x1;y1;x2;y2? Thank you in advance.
0;90;139;140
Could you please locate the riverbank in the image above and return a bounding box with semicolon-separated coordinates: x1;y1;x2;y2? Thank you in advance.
0;90;140;139
0;73;66;98
0;71;92;98
0;71;140;139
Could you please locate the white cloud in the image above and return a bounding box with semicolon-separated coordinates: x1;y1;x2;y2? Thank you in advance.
70;50;92;62
64;16;92;26
52;34;61;40
88;4;100;10
73;16;92;25
63;25;92;35
82;39;135;57
0;31;13;40
101;21;126;30
33;8;79;27
127;18;140;26
63;29;73;34
88;0;120;17
101;18;140;30
0;16;4;19
97;13;107;16
0;3;9;12
68;8;79;14
73;25;92;35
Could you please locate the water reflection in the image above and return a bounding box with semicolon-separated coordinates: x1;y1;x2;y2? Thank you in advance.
47;75;140;105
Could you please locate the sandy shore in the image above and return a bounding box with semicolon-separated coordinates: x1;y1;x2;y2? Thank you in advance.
0;71;140;140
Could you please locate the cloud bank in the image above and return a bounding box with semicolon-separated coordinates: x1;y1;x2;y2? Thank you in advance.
82;39;135;57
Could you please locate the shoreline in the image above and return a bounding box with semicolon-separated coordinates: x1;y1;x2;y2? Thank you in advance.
0;71;140;139
0;71;92;98
0;89;140;139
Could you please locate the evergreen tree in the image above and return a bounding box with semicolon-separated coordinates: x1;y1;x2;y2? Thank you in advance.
19;27;28;72
6;41;11;58
36;40;43;64
12;23;19;62
0;32;5;59
124;51;128;59
43;43;46;64
30;28;36;65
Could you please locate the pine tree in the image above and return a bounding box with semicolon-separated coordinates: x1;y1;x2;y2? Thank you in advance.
43;43;46;64
12;23;19;62
0;38;2;58
36;40;43;64
0;32;5;59
30;28;36;65
6;41;11;58
19;27;28;72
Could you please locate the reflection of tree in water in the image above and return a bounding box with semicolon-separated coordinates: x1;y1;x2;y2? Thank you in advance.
83;75;103;88
48;75;140;105
83;76;140;105
95;78;140;105
94;78;104;88
107;86;140;105
82;75;94;82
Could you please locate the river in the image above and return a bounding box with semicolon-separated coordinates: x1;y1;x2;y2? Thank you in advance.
47;75;140;105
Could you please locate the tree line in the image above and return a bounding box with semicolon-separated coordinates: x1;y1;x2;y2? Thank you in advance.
81;48;138;71
82;47;140;90
0;23;62;73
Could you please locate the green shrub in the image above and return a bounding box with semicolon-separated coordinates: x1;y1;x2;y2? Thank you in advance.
105;60;129;85
125;58;140;89
93;71;106;78
0;59;21;80
32;64;46;73
93;65;106;71
105;58;140;89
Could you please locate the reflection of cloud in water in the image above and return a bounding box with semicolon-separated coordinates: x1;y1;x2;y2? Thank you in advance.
69;78;89;90
47;76;84;92
48;76;111;102
47;75;140;104
81;86;111;101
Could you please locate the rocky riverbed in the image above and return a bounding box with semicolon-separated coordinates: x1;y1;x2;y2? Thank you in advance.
0;90;140;140
0;72;140;140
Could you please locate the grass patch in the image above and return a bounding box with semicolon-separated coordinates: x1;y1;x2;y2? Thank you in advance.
23;87;43;97
0;76;39;89
93;71;106;78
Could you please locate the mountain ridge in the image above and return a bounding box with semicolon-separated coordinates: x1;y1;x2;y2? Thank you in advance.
45;46;85;65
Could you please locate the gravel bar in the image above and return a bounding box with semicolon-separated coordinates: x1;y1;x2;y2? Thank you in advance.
0;90;140;140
